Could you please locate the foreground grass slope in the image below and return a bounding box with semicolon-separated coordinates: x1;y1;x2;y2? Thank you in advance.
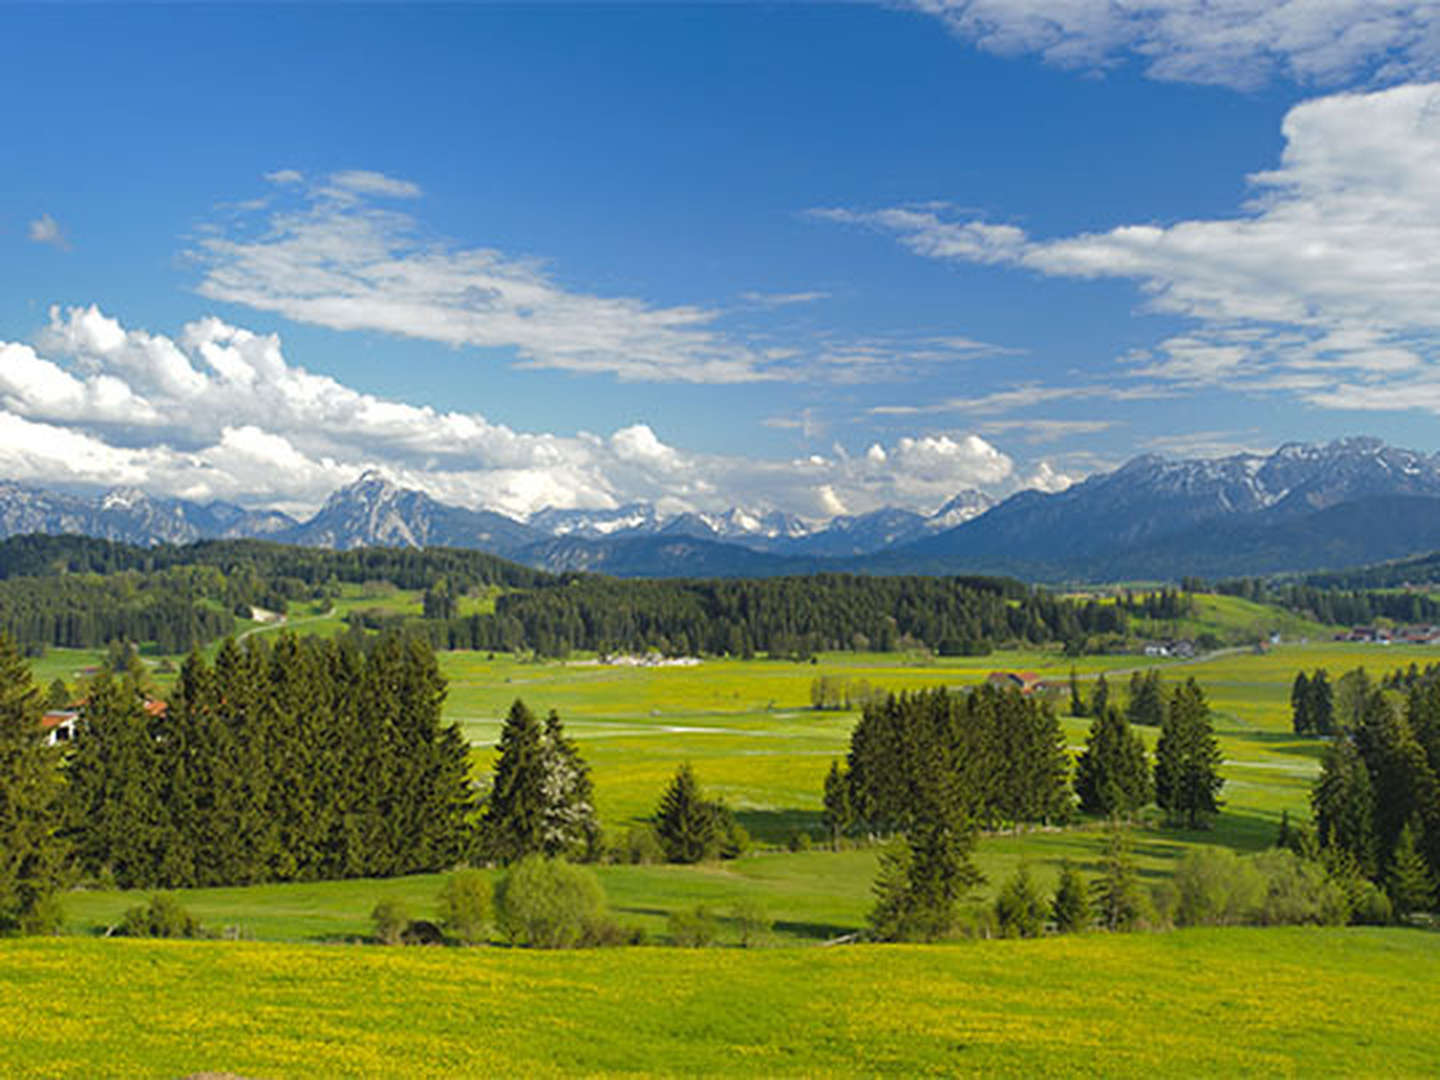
6;929;1437;1077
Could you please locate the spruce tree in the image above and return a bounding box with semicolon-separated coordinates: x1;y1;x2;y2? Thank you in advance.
0;634;68;932
1091;674;1110;720
655;763;719;863
1092;825;1147;931
1309;669;1335;735
1069;667;1086;718
994;863;1047;938
1074;706;1152;818
1051;860;1090;933
1154;678;1224;829
1291;671;1312;735
822;759;852;849
1312;737;1379;877
1127;671;1164;728
483;699;550;863
1388;822;1436;917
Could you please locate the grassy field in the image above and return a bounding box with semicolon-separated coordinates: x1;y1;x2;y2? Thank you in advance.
5;929;1438;1077
55;636;1438;945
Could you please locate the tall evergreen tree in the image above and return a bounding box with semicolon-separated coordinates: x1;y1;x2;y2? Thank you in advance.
1387;822;1436;917
1291;671;1313;735
1068;667;1086;718
1154;678;1224;829
1309;669;1335;736
1090;674;1110;720
482;699;549;863
655;763;719;864
1074;706;1152;818
0;633;68;932
1127;670;1165;728
65;669;166;887
1092;825;1147;931
1312;737;1379;878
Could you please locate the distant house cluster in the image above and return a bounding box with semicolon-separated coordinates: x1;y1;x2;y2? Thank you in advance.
1141;640;1197;659
1336;625;1440;645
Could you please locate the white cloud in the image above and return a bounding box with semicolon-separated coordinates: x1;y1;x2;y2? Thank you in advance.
910;1;1440;89
1020;460;1074;493
324;169;422;199
0;305;1041;521
27;213;68;250
263;169;304;185
828;82;1440;417
193;174;774;384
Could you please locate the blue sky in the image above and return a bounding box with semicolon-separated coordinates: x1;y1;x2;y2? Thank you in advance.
5;2;1440;519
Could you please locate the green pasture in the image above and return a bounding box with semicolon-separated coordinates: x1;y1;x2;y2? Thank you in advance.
43;601;1440;947
6;929;1439;1077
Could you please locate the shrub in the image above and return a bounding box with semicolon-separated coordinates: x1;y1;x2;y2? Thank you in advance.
18;894;64;937
493;855;607;949
117;895;203;939
1051;861;1090;933
1173;847;1265;927
1349;879;1394;926
1252;850;1349;926
994;864;1047;938
622;824;665;865
437;870;491;945
787;831;813;853
730;899;772;947
668;905;719;947
371;898;412;946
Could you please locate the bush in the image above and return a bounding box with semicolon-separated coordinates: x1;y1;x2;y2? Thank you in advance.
371;898;412;946
117;895;203;939
1173;848;1265;927
1252;850;1349;926
994;865;1047;938
18;894;64;937
730;899;772;947
668;905;719;947
493;856;607;949
1349;879;1394;926
787;830;813;853
437;870;491;945
621;824;665;865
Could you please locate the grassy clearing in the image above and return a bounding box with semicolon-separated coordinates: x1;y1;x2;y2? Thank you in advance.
5;929;1439;1077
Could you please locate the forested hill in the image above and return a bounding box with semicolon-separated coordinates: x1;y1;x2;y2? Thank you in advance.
0;534;549;589
0;533;1139;658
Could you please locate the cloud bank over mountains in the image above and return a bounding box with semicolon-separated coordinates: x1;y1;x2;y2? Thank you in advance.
0;305;1037;520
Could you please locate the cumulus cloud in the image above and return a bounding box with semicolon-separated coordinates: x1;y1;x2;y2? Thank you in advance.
827;82;1440;417
909;0;1440;89
0;305;1043;520
27;213;68;250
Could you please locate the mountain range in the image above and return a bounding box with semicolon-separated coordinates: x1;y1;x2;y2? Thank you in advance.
7;436;1440;581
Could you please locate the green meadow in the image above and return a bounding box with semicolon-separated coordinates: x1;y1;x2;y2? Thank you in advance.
54;627;1440;944
6;929;1439;1077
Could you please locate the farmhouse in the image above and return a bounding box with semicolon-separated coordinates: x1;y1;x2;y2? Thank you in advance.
986;671;1043;695
39;710;78;745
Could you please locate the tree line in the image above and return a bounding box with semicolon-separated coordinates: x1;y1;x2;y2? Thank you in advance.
1216;578;1440;627
1309;666;1440;915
